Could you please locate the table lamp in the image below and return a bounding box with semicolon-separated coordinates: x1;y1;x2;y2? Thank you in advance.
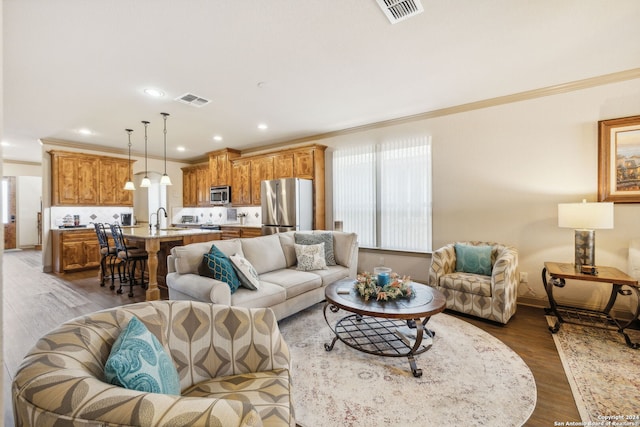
558;199;614;270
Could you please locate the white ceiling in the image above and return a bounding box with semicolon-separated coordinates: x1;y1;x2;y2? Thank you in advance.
3;0;640;164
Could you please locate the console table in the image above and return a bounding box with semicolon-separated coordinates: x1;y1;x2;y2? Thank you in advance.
542;261;640;349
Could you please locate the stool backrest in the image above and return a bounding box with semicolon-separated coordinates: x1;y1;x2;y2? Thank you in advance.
109;223;128;255
94;223;110;250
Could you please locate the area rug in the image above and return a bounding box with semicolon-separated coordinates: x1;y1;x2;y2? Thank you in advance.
547;317;640;423
279;303;536;427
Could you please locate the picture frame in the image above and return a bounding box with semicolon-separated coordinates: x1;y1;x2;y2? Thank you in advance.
597;115;640;203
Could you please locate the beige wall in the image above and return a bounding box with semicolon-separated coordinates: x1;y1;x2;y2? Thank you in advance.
319;78;640;313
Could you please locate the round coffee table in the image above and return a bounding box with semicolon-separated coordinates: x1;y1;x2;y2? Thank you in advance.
324;278;446;377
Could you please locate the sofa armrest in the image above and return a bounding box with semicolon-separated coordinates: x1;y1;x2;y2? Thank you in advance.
428;243;456;286
166;272;232;306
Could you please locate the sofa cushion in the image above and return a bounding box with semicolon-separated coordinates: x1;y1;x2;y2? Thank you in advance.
332;232;358;268
259;269;323;299
230;253;260;290
172;241;216;275
104;316;181;395
295;232;336;265
278;232;297;267
455;243;492;276
241;234;287;274
211;239;244;258
295;243;328;271
230;282;287;308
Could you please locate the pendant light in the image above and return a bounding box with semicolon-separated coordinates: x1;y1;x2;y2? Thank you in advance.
140;120;151;188
159;112;172;186
123;129;136;191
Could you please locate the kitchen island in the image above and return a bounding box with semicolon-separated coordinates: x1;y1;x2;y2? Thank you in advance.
117;227;221;301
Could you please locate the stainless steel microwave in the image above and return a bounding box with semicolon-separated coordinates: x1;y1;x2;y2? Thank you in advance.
210;185;231;205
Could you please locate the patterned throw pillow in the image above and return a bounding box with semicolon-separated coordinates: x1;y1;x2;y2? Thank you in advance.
295;232;336;266
295;242;328;271
229;253;260;290
198;245;241;293
104;316;180;395
455;244;493;276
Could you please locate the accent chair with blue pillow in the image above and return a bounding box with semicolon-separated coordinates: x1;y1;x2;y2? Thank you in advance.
428;241;519;324
12;300;295;426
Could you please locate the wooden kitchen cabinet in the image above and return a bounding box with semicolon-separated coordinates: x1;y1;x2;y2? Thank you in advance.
182;164;210;207
219;226;262;240
231;159;252;205
250;156;273;205
51;229;101;273
99;158;133;205
50;150;133;206
51;151;99;205
209;148;240;186
293;149;315;179
273;153;294;178
182;166;197;207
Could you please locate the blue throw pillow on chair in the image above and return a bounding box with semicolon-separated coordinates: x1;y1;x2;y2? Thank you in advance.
104;316;180;395
454;244;492;276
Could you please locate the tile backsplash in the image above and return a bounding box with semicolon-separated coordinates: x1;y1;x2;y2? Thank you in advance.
50;207;134;228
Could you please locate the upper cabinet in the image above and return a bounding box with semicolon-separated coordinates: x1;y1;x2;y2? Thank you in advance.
250;156;274;205
209;148;240;187
182;164;210;207
50;151;132;206
231;159;252;205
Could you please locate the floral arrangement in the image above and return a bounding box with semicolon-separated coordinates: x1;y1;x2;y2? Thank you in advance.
237;212;248;218
354;271;414;301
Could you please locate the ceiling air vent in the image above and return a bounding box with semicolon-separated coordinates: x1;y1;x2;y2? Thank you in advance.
175;93;211;107
375;0;423;24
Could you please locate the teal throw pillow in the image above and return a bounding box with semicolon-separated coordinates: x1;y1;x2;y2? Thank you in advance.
198;245;241;293
455;244;493;276
295;232;336;266
104;316;180;395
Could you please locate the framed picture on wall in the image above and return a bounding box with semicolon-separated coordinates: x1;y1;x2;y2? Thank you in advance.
598;115;640;203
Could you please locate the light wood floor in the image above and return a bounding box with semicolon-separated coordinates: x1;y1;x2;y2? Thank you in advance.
3;249;580;426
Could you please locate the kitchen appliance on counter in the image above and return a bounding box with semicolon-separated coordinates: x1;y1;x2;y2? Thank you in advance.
121;213;133;226
180;215;198;224
200;224;221;230
261;178;312;235
210;185;231;205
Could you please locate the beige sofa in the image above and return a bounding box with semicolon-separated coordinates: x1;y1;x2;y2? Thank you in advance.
166;230;359;321
13;300;294;427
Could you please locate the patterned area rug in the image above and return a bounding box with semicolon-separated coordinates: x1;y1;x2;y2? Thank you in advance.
279;303;536;427
547;317;640;423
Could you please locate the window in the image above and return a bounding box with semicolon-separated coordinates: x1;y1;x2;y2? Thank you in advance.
333;136;432;252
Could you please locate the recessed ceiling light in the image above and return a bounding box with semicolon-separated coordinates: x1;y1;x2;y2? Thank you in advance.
257;123;268;131
78;128;93;135
144;88;165;97
1;141;9;147
176;146;186;152
213;135;223;142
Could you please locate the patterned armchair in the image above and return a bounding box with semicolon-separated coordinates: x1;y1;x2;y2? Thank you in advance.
12;301;294;427
428;241;518;324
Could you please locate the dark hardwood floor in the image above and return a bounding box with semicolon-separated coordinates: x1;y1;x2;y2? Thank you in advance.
2;249;580;426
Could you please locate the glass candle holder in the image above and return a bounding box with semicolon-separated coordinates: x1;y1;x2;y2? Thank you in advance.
374;267;392;286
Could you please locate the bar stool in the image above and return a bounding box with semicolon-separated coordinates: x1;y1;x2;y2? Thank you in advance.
93;223;117;289
109;223;148;297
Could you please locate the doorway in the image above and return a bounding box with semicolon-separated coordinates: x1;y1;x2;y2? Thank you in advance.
3;176;17;249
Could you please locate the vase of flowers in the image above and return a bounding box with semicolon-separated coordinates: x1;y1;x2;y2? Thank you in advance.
237;212;247;225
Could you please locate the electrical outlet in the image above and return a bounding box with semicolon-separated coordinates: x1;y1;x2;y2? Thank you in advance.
519;272;528;283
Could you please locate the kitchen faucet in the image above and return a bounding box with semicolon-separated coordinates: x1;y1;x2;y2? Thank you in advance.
155;207;168;230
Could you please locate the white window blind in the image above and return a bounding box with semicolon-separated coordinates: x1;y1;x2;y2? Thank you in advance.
333;136;432;252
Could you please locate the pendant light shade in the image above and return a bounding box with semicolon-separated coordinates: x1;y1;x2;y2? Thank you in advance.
160;112;172;186
140;120;151;188
123;128;136;191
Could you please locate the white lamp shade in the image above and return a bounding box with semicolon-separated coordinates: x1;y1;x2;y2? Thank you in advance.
140;176;151;188
123;180;136;191
160;174;172;186
558;200;614;230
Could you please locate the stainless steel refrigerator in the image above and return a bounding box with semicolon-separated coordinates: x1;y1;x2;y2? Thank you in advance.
261;178;313;235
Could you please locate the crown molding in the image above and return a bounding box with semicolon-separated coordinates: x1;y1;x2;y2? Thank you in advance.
2;159;42;167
